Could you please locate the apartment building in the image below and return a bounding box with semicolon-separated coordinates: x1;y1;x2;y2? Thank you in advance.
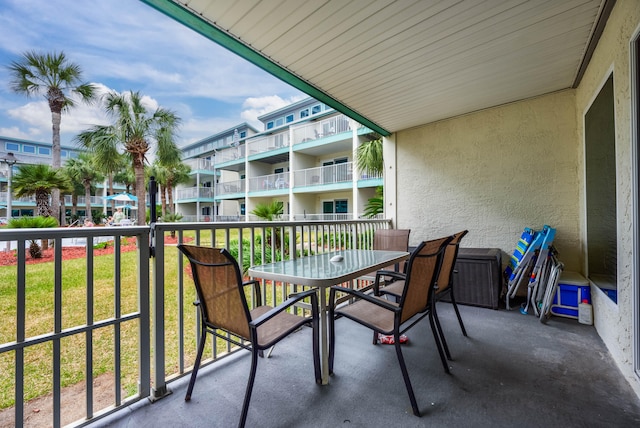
0;136;124;220
175;97;383;221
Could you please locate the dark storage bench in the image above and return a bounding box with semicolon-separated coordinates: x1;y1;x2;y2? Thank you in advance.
441;248;502;309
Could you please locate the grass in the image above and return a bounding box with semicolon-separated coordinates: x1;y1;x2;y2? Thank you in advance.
0;228;301;410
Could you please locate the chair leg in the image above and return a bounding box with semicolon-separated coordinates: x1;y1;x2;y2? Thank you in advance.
449;289;468;336
429;312;450;374
394;334;420;416
328;306;336;375
432;303;452;360
312;318;321;384
185;328;207;401
239;349;259;428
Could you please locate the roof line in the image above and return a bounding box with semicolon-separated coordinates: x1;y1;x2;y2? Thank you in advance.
140;0;390;136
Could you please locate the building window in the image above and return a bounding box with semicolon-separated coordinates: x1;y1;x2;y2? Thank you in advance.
61;150;68;158
300;109;309;118
22;145;35;154
240;131;246;138
274;167;284;174
312;104;321;114
267;121;274;129
240;203;246;215
5;142;19;151
38;147;51;155
585;74;616;301
286;114;294;123
275;118;284;127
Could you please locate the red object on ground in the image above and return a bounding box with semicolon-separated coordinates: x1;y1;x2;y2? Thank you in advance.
378;333;409;345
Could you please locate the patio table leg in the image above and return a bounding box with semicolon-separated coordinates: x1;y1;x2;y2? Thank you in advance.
319;287;330;385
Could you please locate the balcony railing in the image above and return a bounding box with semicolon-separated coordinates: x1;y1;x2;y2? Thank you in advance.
175;187;214;200
213;145;245;164
183;157;214;171
293;162;353;187
248;172;289;192
215;179;245;196
291;114;352;145
246;131;289;156
0;219;388;426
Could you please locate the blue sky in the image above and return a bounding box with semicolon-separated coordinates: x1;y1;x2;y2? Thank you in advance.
0;0;305;147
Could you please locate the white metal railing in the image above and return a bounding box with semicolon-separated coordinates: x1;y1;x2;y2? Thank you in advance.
175;187;214;200
183;157;214;171
291;114;352;145
246;131;289;156
215;179;245;196
213;145;246;164
293;162;353;187
248;172;289;192
359;170;382;180
0;219;390;426
292;213;353;221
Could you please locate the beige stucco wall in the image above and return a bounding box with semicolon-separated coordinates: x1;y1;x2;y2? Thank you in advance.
394;0;640;398
395;89;581;271
574;0;640;396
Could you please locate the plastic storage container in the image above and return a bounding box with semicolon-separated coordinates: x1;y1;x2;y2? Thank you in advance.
446;248;502;309
550;271;590;319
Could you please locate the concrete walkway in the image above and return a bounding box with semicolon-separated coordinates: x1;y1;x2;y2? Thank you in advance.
95;303;640;428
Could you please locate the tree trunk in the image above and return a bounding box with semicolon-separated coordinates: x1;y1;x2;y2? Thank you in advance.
167;179;175;215
109;174;115;213
160;184;167;217
134;159;146;225
84;181;92;221
51;110;62;225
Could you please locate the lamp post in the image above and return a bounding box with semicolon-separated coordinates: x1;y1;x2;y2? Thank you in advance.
1;152;18;222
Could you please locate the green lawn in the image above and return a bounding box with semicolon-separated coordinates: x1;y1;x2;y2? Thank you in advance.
0;228;295;409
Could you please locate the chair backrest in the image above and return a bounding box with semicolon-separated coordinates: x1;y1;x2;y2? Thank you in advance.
435;230;469;294
374;229;410;272
399;236;452;323
178;245;251;339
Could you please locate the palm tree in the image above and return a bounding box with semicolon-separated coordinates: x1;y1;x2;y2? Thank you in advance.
7;51;96;224
12;164;71;218
356;136;384;217
151;160;191;216
65;153;104;222
76;91;180;225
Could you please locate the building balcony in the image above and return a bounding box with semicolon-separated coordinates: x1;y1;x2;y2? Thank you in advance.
291;114;353;145
175;187;214;201
247;172;289;192
213;145;246;165
215;179;245;197
183;157;214;172
293;162;354;189
246;131;289;158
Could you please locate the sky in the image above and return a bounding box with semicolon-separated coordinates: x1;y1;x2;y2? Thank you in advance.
0;0;306;148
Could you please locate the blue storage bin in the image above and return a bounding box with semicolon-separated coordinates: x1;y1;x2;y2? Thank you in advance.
550;271;590;319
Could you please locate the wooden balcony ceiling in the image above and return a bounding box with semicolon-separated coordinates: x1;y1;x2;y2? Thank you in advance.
146;0;610;135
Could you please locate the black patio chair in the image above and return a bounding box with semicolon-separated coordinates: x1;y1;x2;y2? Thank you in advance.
178;245;321;428
328;236;452;417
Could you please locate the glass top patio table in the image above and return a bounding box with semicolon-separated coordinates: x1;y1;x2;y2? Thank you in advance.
248;249;410;287
248;249;410;384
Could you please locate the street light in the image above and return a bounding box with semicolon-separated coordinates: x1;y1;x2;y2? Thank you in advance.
1;152;18;222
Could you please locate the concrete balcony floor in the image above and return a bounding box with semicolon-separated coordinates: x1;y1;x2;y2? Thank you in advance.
96;303;640;428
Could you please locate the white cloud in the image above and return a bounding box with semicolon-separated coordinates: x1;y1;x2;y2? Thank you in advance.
0;126;43;141
240;95;306;128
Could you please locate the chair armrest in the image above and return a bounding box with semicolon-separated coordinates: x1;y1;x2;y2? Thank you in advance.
330;285;399;312
250;289;318;328
243;279;262;306
373;270;406;294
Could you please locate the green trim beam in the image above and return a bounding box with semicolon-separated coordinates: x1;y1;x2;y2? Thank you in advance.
140;0;390;136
